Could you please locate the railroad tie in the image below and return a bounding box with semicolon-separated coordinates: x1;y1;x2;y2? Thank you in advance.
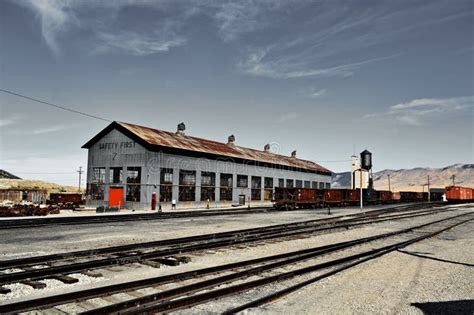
140;260;162;269
0;286;11;294
21;280;47;289
81;271;103;278
50;275;79;284
153;257;180;266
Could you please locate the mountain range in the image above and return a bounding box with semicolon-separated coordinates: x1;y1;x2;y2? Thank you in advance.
332;164;473;192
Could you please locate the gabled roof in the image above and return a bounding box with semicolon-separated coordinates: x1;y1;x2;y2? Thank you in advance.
82;121;332;175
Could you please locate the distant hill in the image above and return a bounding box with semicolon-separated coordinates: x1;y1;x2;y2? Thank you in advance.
332;164;473;192
0;170;21;179
0;179;81;193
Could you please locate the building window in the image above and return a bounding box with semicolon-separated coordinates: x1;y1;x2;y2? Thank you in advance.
220;173;233;201
295;180;303;188
319;182;325;189
312;181;318;189
201;172;216;201
109;167;122;184
278;178;284;188
126;167;141;202
92;167;106;183
264;177;273;201
160;168;173;202
160;168;173;184
87;183;104;200
304;181;311;188
179;170;196;201
325;182;331;189
286;179;294;188
237;175;248;188
251;176;261;201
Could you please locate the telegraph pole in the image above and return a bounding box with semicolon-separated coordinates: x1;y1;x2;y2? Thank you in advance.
451;175;455;186
388;174;391;192
427;175;430;202
77;166;83;192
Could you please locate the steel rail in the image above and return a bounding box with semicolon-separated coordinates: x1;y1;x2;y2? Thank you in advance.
0;212;469;314
0;203;434;270
224;216;474;313
0;207;454;285
0;203;438;229
129;215;473;314
0;208;452;285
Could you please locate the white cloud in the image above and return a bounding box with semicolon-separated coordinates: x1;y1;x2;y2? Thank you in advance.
17;0;77;56
238;50;401;79
14;0;189;56
0;117;18;127
275;112;299;123
32;124;71;134
95;32;186;56
367;96;473;126
308;89;326;99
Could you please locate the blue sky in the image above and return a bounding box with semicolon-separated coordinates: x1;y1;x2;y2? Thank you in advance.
0;0;473;186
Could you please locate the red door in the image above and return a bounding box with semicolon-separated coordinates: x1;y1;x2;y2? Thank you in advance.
109;187;124;208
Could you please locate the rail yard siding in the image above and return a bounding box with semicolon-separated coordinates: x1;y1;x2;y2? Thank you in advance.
86;127;332;210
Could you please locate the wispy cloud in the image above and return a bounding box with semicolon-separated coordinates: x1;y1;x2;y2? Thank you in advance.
275;112;300;124
367;96;473;126
298;87;327;99
0;117;19;127
32;124;72;135
95;32;186;56
14;0;191;56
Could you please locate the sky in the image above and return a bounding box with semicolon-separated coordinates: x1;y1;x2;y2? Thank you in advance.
0;0;473;187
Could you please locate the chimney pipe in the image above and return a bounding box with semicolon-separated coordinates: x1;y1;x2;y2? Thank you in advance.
264;144;270;153
291;150;297;158
176;122;186;135
227;134;235;145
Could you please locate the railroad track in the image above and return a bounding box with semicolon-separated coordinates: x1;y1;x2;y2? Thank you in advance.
0;202;442;230
0;210;471;314
0;206;277;229
0;206;453;288
0;204;447;287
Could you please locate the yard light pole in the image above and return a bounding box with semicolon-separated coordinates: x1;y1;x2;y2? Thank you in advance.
352;168;364;210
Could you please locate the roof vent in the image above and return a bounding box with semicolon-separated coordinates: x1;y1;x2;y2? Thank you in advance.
291;150;297;158
264;144;271;153
176;122;186;135
227;134;235;145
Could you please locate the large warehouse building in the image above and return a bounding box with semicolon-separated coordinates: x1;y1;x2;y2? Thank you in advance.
82;121;332;210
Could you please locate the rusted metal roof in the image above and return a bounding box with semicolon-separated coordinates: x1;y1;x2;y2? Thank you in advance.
83;121;332;175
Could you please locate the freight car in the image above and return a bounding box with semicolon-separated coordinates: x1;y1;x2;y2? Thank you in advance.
445;186;474;203
47;193;84;209
399;191;428;203
273;187;433;210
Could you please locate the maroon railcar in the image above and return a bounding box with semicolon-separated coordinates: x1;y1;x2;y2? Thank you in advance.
323;189;344;206
48;193;84;208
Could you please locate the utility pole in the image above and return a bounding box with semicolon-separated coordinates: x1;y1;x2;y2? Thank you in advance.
451;175;455;186
427;175;430;202
388;174;391;192
77;166;83;192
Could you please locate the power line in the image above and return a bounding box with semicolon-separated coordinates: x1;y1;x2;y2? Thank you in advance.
13;172;76;174
0;89;112;122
